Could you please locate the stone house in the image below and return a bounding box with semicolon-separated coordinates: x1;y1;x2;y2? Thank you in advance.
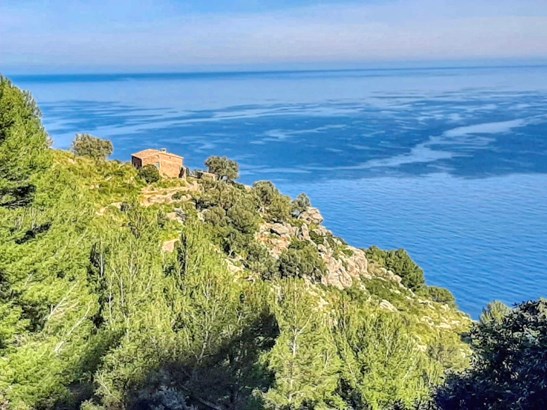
131;148;185;178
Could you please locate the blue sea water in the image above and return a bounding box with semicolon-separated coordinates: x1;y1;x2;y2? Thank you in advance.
11;66;547;318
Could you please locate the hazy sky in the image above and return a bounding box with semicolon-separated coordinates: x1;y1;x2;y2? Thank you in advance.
1;0;547;73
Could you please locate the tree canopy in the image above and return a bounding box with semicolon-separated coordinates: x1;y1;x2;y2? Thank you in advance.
71;133;113;160
205;156;239;181
437;299;547;409
0;76;51;208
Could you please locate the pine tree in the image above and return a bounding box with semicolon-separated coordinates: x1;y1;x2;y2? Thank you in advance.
0;76;51;208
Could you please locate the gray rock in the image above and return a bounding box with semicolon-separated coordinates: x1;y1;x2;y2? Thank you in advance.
298;223;311;241
299;207;324;225
270;223;292;237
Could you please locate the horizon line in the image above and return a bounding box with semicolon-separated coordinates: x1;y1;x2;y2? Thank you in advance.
6;61;547;80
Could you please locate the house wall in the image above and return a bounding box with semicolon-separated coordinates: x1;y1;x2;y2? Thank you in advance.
140;153;183;178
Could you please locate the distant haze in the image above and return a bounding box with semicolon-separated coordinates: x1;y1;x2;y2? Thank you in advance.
1;0;547;73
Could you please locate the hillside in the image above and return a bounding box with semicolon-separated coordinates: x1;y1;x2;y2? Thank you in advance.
2;76;545;410
0;144;472;409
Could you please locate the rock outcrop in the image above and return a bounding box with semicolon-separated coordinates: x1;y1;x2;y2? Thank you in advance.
254;206;406;289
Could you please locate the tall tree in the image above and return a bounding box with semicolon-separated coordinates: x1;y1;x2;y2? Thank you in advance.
0;76;51;208
437;299;547;409
71;133;113;160
262;280;343;409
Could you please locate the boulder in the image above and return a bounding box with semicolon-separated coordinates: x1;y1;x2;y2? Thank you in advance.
299;207;324;225
298;223;311;241
269;223;292;237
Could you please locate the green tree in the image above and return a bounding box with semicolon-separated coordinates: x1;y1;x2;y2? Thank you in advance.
263;280;343;409
334;300;439;409
71;133;113;160
437;299;547;409
0;76;51;208
205;156;239;181
252;181;291;223
479;300;511;326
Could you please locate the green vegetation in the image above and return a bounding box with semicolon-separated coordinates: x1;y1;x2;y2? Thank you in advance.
253;180;292;223
0;76;51;208
138;163;161;183
0;78;543;409
72;133;114;160
205;155;240;181
366;246;425;290
275;240;327;280
437;299;547;409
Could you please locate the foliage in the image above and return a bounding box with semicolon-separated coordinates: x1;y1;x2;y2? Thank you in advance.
420;286;457;308
478;300;511;326
205;156;239;181
262;280;342;409
0;80;478;410
0;76;51;208
334;300;441;409
366;246;426;290
291;193;311;217
71;133;113;160
436;299;547;409
138;163;161;183
275;240;327;280
252;180;291;222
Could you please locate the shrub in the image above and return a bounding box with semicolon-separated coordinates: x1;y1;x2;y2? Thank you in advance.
245;241;276;276
138;164;161;184
291;193;311;217
366;246;425;290
172;191;184;200
204;156;239;181
276;240;326;280
252;181;291;222
71;133;113;160
421;286;456;307
203;206;228;227
226;202;259;235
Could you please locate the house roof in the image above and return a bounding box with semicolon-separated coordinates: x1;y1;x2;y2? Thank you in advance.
131;149;183;160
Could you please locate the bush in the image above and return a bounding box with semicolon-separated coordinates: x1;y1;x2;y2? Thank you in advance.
244;241;276;276
252;181;291;222
204;156;239;181
226;202;259;235
71;133;113;160
291;193;311;217
366;246;425;290
421;286;456;307
172;191;184;200
276;240;326;280
138;164;161;184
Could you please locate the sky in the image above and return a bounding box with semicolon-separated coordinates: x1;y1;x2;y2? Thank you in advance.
1;0;547;73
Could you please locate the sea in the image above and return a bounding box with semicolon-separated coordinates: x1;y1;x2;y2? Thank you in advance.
10;65;547;318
